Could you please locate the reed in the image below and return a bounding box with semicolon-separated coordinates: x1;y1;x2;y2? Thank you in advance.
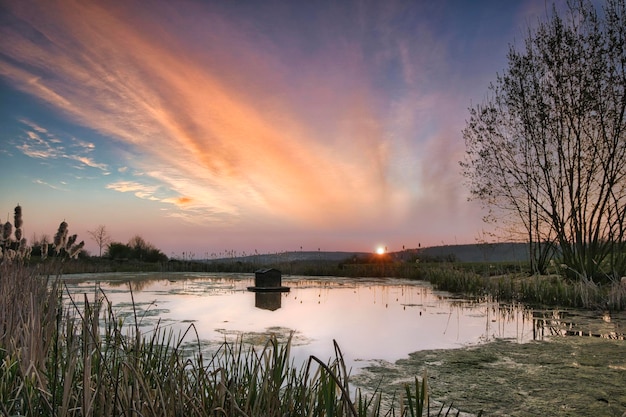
1;205;479;415
1;260;469;417
420;264;626;310
0;262;59;414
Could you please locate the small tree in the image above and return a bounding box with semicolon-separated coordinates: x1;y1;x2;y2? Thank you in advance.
88;225;111;257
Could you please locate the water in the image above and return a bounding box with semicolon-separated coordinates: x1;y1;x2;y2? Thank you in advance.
61;272;625;370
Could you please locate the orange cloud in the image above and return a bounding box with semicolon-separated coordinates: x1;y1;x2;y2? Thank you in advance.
161;196;193;208
0;0;411;230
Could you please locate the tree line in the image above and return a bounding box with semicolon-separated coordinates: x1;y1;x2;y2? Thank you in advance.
105;235;167;262
24;224;167;263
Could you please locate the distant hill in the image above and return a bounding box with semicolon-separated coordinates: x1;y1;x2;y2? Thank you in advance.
413;242;529;263
203;243;529;264
204;251;369;264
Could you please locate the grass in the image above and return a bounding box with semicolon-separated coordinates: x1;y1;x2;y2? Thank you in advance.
418;263;626;310
1;260;474;417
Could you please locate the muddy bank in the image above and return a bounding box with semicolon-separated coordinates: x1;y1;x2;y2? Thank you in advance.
353;337;626;416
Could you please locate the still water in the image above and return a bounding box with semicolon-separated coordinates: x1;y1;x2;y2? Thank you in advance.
62;272;624;370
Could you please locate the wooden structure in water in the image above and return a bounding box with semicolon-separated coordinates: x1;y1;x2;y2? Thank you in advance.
247;268;290;292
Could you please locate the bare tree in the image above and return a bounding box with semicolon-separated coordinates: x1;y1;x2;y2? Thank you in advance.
88;225;111;257
462;0;626;281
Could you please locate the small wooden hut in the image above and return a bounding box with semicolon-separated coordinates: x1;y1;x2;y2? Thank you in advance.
247;268;290;292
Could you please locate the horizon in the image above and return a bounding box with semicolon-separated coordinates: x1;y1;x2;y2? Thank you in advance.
0;0;564;257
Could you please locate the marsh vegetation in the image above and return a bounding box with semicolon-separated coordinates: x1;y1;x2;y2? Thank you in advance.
1;262;450;416
2;168;626;417
4;207;446;416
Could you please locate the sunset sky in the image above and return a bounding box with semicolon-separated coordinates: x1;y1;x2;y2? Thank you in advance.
0;0;564;257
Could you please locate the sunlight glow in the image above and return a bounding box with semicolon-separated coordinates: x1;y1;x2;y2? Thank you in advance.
376;246;385;255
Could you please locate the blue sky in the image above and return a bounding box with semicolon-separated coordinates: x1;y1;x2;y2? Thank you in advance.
0;0;564;257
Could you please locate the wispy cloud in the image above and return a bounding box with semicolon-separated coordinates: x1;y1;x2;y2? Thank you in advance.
14;119;109;172
162;196;193;206
19;119;49;134
68;155;108;171
71;137;95;151
17;130;61;159
0;0;556;254
0;0;414;228
105;180;160;201
33;178;66;191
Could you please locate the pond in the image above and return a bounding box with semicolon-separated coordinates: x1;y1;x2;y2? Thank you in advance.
61;272;625;372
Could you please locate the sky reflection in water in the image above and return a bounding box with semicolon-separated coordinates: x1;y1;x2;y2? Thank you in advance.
61;273;570;368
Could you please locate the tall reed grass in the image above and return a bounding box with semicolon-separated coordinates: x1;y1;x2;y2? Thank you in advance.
419;264;626;310
1;260;462;416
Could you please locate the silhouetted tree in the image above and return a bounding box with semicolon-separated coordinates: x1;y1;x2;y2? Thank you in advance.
88;225;111;257
462;0;626;281
106;236;167;262
106;242;132;260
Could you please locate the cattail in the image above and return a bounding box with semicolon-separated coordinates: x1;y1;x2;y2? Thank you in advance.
66;234;77;250
53;221;68;245
41;241;48;260
15;227;22;242
14;205;22;229
18;238;29;259
54;221;68;253
2;221;12;241
70;241;84;259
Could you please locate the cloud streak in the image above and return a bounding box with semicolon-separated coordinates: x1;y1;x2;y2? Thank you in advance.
14;119;109;172
106;181;160;201
33;178;66;191
0;0;407;229
0;0;540;252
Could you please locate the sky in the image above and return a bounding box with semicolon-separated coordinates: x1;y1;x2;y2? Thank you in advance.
0;0;560;258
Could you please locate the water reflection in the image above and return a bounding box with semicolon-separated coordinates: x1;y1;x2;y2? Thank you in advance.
532;309;625;340
255;292;282;311
61;273;626;368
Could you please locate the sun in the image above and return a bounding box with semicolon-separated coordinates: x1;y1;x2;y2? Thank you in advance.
376;246;386;255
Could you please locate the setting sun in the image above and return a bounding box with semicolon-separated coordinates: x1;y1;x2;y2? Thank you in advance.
376;246;386;255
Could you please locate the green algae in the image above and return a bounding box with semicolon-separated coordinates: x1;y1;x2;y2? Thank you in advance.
353;337;626;416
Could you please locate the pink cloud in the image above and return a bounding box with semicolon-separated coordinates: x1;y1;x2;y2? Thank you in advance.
1;0;528;253
1;0;400;230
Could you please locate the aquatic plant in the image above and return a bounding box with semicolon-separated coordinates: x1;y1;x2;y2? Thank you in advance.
53;221;68;255
0;205;33;263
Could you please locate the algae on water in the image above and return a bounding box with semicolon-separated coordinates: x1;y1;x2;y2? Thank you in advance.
353;337;626;416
